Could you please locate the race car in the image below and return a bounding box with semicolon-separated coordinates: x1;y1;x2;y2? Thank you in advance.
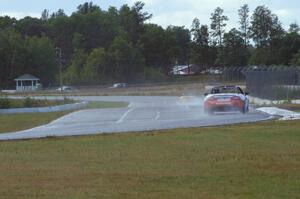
204;86;249;114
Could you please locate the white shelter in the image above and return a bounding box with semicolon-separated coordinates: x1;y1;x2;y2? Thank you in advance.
14;74;40;92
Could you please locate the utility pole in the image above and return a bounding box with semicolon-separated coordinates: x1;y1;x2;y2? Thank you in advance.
55;47;63;93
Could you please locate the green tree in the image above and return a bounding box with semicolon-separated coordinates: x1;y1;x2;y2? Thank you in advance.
220;28;249;66
109;36;145;82
64;49;88;85
292;49;300;65
0;29;26;88
191;18;210;69
139;24;175;71
210;7;228;46
51;9;66;18
76;2;101;14
166;26;191;65
25;36;57;86
72;32;86;50
191;18;209;47
71;8;117;51
16;16;47;37
41;9;50;21
0;16;16;30
83;48;108;84
279;32;300;65
250;5;284;47
238;4;250;45
119;2;152;45
2;1;300;87
249;6;286;65
289;22;300;34
48;14;73;62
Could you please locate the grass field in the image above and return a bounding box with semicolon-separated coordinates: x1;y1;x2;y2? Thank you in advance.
0;120;299;199
0;111;71;133
277;103;300;112
85;101;128;109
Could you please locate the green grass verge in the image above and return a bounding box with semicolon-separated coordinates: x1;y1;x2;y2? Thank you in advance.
85;101;128;109
0;111;71;133
0;120;299;198
277;104;300;112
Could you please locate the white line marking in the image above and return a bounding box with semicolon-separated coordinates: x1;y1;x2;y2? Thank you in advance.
116;108;134;123
155;111;161;120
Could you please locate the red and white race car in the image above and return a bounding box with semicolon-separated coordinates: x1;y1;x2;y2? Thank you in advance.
204;86;249;114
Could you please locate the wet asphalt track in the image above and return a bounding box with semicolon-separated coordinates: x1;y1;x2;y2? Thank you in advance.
0;96;272;140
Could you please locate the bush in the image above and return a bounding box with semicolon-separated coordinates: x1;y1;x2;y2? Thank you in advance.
0;98;11;109
63;96;74;104
23;97;34;108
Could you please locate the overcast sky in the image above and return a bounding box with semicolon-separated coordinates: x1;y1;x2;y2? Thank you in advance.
1;0;299;30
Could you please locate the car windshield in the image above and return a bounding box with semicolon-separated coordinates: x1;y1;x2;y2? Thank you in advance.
211;87;242;94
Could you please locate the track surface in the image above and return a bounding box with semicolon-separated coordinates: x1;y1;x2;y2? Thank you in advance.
0;96;271;140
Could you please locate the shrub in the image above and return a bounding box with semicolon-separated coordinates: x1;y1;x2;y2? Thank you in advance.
23;97;34;108
0;98;11;109
42;99;50;106
63;96;74;104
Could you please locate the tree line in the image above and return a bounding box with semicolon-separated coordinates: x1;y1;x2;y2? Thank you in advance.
1;2;300;88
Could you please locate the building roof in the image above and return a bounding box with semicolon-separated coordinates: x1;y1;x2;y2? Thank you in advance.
172;65;189;72
14;74;40;81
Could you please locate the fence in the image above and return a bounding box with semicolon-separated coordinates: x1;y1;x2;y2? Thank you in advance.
221;67;247;82
244;66;300;100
